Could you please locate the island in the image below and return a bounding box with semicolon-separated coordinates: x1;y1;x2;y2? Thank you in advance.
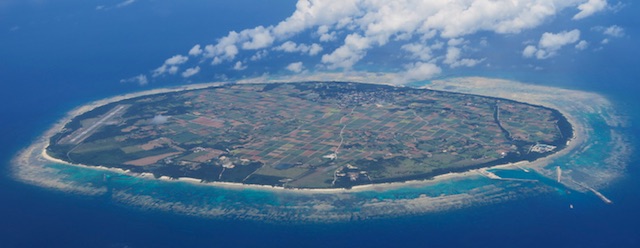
13;76;628;222
45;82;572;189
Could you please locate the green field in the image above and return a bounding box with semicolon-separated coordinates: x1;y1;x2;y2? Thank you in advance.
46;82;571;188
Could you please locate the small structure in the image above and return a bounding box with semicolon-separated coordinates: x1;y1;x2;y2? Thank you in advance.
323;153;337;160
530;143;556;153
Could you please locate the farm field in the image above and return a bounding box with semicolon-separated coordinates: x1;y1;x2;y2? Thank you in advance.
47;82;571;188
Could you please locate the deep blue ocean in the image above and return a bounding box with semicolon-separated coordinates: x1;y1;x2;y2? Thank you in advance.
1;1;640;247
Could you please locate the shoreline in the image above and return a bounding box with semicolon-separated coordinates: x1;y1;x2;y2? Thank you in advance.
425;77;608;190
17;76;593;194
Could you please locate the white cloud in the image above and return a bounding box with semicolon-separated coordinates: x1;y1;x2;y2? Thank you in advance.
601;38;610;44
522;45;538;58
274;41;323;56
165;55;189;65
204;31;241;64
168;66;179;75
317;25;337;42
182;66;200;78
430;41;445;50
420;1;572;38
309;43;323;56
316;0;587;69
120;74;148;86
150;115;170;125
193;0;593;70
442;39;484;68
153;54;189;77
143;0;619;82
450;58;485;68
401;43;434;61
275;41;299;53
188;44;203;56
202;27;276;64
447;38;465;47
573;0;608;20
401;62;442;83
272;0;361;37
479;38;489;47
603;25;624;37
286;62;305;73
444;47;462;65
539;30;581;50
241;26;275;50
233;61;247;71
321;33;371;69
575;40;589;50
116;0;136;8
250;50;269;61
96;0;137;11
524;29;581;59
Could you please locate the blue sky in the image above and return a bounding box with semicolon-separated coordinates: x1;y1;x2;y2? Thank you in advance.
121;0;630;86
0;0;634;91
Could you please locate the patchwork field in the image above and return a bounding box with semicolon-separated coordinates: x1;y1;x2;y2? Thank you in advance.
47;82;571;188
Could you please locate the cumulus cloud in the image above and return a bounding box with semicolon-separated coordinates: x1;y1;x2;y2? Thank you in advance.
203;26;277;64
309;43;324;56
188;44;203;56
241;26;275;50
276;41;298;52
120;74;148;86
442;39;484;68
271;0;361;37
313;0;588;69
402;43;433;61
250;50;269;61
182;66;200;78
165;55;189;65
274;41;323;55
603;25;624;37
523;29;581;59
539;30;581;50
321;33;371;69
401;62;442;83
233;61;247;71
204;32;241;64
575;40;589;50
150;115;170;125
286;62;305;73
317;25;337;42
522;45;538;58
444;47;462;65
139;0;619;83
192;0;595;70
573;0;608;20
153;54;189;77
449;58;485;68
